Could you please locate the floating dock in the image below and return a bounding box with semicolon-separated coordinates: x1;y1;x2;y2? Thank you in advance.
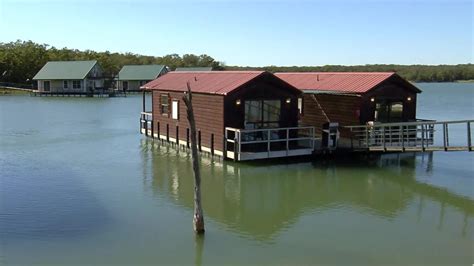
140;114;473;161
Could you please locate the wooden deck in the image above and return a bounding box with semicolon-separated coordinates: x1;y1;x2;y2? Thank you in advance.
31;90;127;97
345;119;473;153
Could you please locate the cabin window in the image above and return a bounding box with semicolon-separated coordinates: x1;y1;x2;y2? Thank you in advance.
72;80;81;89
375;101;404;123
123;81;128;90
139;80;148;86
160;94;169;115
43;81;50;91
245;100;281;129
63;80;68;89
172;100;179;120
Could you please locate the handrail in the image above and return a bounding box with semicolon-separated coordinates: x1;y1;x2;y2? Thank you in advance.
225;126;315;133
225;126;316;160
344;119;473;129
345;119;472;152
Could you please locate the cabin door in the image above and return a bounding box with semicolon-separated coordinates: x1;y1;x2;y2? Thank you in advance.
374;101;403;123
43;81;50;92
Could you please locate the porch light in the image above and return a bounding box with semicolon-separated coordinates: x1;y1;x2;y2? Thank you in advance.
370;97;375;102
236;99;241;106
286;98;291;104
407;96;412;101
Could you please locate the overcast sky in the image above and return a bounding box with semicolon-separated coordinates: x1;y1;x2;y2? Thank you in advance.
1;0;472;66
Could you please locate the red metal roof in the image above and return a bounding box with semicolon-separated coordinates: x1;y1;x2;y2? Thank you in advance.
275;72;396;94
142;71;266;95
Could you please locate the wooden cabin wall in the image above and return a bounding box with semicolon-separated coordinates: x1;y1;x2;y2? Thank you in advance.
224;76;300;129
301;93;361;137
361;77;418;123
152;90;225;154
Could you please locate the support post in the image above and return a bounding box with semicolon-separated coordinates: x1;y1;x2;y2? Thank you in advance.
468;122;472;151
286;128;290;156
350;128;353;150
382;126;386;151
401;125;405;152
267;130;271;157
421;124;425;151
443;123;448;151
365;127;369;148
142;90;146;112
151;118;154;138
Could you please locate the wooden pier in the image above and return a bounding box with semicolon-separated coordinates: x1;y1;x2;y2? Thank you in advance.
345;119;473;152
30;90;127;97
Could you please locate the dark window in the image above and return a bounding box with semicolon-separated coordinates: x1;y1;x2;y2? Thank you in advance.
72;80;81;89
63;80;68;89
161;94;169;115
123;81;128;90
375;101;404;123
244;100;281;129
43;81;50;91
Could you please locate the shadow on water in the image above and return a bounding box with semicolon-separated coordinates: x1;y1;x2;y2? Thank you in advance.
0;160;110;242
139;139;473;242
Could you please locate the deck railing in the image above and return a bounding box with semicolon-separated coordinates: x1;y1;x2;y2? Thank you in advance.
345;119;473;152
225;126;315;161
140;112;153;136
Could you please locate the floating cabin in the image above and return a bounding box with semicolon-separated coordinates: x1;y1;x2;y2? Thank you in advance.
116;65;168;91
140;71;473;159
275;72;422;145
140;71;316;160
33;60;105;94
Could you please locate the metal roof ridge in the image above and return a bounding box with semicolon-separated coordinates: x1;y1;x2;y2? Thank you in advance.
276;72;395;75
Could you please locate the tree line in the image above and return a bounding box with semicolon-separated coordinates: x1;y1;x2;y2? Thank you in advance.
1;40;473;84
0;40;224;84
226;64;474;82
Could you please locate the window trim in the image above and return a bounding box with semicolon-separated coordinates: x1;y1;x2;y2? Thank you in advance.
160;93;170;116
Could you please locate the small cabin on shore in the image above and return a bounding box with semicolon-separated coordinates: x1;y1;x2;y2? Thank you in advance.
116;65;168;91
140;71;315;160
275;72;422;137
33;60;104;93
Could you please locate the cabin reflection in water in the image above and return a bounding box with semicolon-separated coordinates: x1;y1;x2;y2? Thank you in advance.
140;140;473;240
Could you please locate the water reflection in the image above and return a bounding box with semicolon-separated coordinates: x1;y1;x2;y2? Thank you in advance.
140;139;473;241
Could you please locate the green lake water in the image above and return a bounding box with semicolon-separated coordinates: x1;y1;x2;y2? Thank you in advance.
0;83;473;265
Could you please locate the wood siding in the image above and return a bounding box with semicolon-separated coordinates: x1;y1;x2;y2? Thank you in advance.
301;93;361;137
224;75;301;129
362;77;418;123
152;90;225;153
301;75;419;138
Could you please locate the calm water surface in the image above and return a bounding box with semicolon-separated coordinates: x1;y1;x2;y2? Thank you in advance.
1;83;473;265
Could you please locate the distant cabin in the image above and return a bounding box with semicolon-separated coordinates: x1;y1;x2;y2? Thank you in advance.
141;71;302;157
175;67;213;72
275;72;422;136
117;65;168;91
33;60;104;93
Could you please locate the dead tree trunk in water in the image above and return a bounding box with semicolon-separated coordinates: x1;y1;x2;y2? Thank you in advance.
183;82;205;234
